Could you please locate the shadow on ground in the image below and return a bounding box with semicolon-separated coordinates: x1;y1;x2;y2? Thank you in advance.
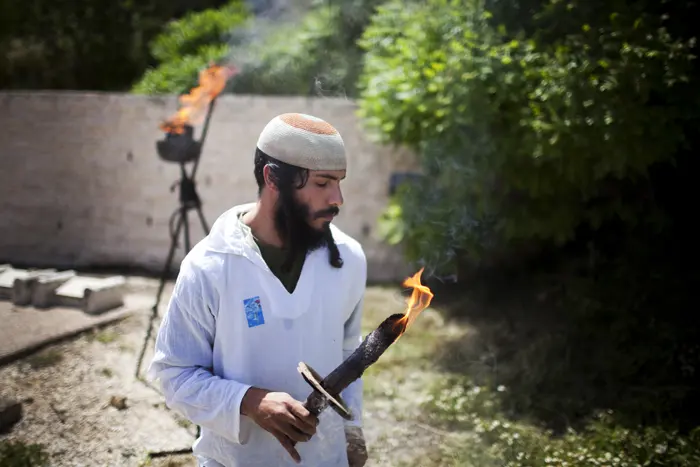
425;270;700;435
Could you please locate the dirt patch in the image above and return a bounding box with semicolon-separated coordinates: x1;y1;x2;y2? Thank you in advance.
0;278;195;466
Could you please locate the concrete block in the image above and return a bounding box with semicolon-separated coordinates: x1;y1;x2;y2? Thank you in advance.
54;275;127;315
13;269;74;307
0;267;57;301
30;270;78;308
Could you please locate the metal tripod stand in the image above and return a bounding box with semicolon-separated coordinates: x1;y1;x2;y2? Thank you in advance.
135;99;217;381
151;162;210;315
134;167;210;379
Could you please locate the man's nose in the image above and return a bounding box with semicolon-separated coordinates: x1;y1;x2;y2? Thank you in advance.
328;186;343;207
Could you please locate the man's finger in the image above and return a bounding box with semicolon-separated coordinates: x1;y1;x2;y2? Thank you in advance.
287;401;313;421
287;402;319;435
276;417;313;443
289;416;318;438
272;431;301;463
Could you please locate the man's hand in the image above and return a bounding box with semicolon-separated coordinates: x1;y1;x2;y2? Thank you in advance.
241;387;319;463
345;426;368;467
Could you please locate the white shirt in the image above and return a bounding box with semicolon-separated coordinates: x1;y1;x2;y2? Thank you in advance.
148;203;367;467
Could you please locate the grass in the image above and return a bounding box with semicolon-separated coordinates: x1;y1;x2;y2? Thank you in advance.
176;417;193;429
0;440;50;467
358;278;700;467
89;329;120;344
420;375;700;466
25;349;63;369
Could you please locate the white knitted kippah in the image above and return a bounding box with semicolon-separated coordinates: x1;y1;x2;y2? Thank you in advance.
256;113;346;171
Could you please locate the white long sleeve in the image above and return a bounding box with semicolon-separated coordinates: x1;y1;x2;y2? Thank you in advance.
148;261;252;445
144;205;372;465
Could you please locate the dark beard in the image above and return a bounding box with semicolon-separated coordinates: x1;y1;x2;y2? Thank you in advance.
273;188;339;272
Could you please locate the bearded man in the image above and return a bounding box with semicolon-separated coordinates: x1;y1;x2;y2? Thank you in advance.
149;113;369;467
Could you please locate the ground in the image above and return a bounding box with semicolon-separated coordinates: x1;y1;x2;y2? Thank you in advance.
0;277;474;467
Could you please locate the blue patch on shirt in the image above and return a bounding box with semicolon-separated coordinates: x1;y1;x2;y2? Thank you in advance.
243;296;265;328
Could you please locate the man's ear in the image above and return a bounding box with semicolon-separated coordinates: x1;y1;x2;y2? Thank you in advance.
263;165;278;192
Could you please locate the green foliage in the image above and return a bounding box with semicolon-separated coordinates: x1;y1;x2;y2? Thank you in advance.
149;2;247;63
0;440;50;467
424;377;700;467
132;44;231;95
358;0;697;272
131;2;248;94
0;0;230;90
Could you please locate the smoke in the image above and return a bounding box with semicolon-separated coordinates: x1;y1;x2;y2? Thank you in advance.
220;0;359;99
220;0;310;77
244;0;291;16
243;0;315;22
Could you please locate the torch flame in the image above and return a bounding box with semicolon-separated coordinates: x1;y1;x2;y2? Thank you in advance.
394;267;434;336
159;62;238;134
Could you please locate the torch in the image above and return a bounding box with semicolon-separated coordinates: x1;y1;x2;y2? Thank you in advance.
156;63;238;164
295;268;434;428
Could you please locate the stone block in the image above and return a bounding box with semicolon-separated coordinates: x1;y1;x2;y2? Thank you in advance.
30;270;78;308
54;275;127;315
0;267;57;301
12;269;74;307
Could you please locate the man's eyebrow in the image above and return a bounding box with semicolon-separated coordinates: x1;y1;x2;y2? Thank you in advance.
315;173;346;181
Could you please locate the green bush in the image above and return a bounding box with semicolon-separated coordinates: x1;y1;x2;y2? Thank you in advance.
357;0;697;273
131;1;376;97
131;1;249;94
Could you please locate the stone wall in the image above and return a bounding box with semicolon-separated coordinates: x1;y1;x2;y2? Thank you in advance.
0;91;415;283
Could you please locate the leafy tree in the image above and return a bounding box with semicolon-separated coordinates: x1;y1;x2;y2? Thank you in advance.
357;0;697;274
132;0;386;97
131;1;249;94
0;0;229;91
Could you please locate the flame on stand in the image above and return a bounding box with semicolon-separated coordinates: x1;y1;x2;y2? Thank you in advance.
159;63;238;134
394;267;434;337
